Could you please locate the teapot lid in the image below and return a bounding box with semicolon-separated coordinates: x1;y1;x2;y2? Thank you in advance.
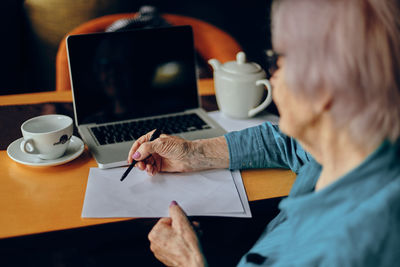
222;52;262;74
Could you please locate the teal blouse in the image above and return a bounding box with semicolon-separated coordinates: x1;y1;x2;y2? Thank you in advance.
224;122;400;266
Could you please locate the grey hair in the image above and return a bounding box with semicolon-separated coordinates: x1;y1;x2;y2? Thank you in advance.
271;0;400;148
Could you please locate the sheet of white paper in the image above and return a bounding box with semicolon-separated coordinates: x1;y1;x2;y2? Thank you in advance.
232;170;251;217
82;168;245;218
208;110;279;132
201;170;251;218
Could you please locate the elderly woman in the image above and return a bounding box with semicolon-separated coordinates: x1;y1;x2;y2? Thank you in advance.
128;0;400;265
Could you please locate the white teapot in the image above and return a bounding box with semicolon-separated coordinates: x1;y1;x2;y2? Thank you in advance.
208;51;272;119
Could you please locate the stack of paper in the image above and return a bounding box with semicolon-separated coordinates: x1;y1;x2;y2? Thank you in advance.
208;110;279;132
82;168;251;218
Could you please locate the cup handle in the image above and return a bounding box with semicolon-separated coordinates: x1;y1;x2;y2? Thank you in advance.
20;139;38;155
248;79;273;117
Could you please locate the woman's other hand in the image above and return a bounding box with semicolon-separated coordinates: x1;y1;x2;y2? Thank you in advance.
127;130;229;176
148;201;206;267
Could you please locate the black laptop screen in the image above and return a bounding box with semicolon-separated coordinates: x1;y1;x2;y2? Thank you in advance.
67;26;199;125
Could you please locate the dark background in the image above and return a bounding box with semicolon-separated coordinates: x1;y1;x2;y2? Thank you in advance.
0;0;273;95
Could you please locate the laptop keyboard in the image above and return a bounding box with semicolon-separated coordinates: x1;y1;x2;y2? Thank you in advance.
90;113;212;145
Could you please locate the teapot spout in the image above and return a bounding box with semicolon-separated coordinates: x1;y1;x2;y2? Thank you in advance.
208;59;221;71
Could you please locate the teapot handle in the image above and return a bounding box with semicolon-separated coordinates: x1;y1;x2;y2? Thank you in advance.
248;79;273;117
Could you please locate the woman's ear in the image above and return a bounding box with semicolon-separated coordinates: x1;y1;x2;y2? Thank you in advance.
313;89;333;115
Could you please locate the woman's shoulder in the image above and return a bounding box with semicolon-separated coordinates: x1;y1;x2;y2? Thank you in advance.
334;177;400;266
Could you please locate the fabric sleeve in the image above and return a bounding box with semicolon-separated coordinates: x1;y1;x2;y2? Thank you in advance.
224;122;312;173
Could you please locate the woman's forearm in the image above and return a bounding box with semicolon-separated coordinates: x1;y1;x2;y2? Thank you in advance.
187;136;229;171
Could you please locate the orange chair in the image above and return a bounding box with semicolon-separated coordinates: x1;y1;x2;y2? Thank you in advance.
56;13;242;91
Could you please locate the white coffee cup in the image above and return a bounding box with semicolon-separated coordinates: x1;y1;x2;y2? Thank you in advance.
20;114;73;160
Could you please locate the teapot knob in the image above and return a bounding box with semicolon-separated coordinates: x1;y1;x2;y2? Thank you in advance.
236;51;246;64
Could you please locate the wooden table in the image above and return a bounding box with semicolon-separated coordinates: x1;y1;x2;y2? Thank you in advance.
0;79;296;239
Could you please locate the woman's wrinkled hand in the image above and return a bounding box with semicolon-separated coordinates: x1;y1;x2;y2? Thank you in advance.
127;130;194;176
148;201;206;267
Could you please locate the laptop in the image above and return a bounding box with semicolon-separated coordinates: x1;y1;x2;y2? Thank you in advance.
66;25;226;169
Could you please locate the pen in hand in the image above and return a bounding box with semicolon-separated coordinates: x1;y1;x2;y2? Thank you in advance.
120;129;162;181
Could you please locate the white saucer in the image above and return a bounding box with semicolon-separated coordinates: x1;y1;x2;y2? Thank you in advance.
7;136;84;167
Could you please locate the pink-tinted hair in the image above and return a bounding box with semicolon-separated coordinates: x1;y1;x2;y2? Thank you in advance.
272;0;400;148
